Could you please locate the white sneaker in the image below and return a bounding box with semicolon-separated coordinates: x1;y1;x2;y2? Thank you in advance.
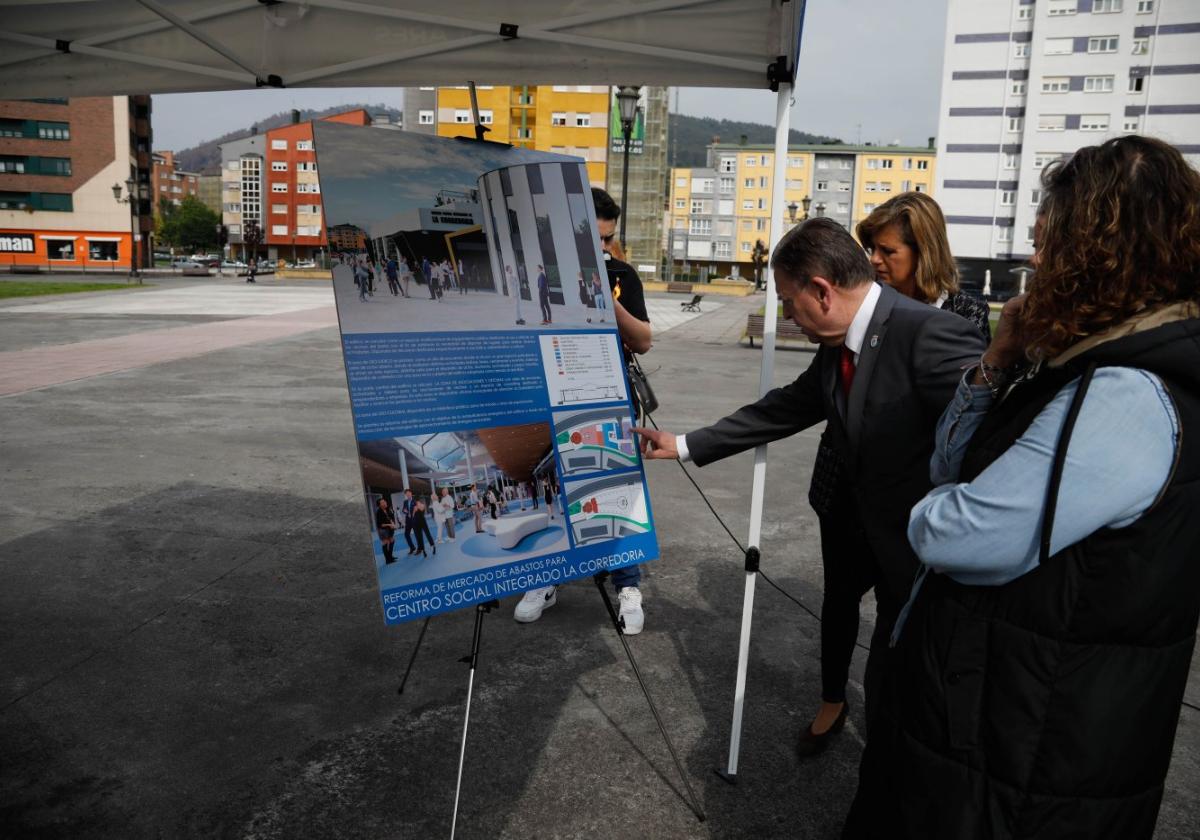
514;586;557;623
617;587;644;635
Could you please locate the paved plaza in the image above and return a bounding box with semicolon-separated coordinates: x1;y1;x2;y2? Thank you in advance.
1;275;1196;839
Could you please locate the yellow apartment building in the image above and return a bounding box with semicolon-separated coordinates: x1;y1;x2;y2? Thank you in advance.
415;86;612;186
668;143;937;279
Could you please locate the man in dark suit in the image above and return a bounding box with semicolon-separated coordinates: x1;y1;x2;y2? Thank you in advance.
400;488;418;556
636;218;985;740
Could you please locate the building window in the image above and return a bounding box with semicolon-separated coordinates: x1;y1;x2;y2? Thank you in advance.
690;199;705;214
0;157;25;174
514;128;532;139
1128;75;1145;93
719;177;734;194
674;199;686;209
1012;81;1027;95
695;178;714;193
759;176;769;188
1080;114;1110;131
296;140;313;151
478;110;493;125
676;177;688;188
757;218;768;230
785;179;804;190
272;204;287;214
761;155;770;166
787;156;804;167
1034;151;1064;168
297;161;317;172
271;182;288;193
720;157;737;173
1014;43;1030;58
1004;153;1019;169
271;139;287;150
88;241;118;260
1088;36;1118;54
864;203;877;213
916;160;929;170
745;156;756;167
1044;37;1074;55
689;218;712;235
1084;75;1115;93
742;199;755;210
879;159;893;170
1048;0;1078;14
741;219;753;231
1124;116;1141;131
715;241;732;258
915;183;927;193
551;112;567;126
866;158;878;170
1037;114;1066;131
1018;6;1033;18
1137;0;1154;12
1027;226;1036;242
1000;190;1016;206
758;198;767;209
1131;37;1149;54
900;179;913;191
1042;76;1070;93
271;161;288;171
816;180;828;191
837;181;851;192
575;114;591;127
741;241;752;252
837;202;850;214
418;110;434;125
997;227;1013;243
1030;189;1043;205
271;225;288;236
454;109;471;124
744;177;755;188
1008;116;1024;132
37;121;70;140
1092;0;1122;12
46;238;75;260
903;158;914;170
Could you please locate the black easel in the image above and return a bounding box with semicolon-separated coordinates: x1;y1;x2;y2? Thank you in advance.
450;599;498;839
592;572;706;822
397;616;430;695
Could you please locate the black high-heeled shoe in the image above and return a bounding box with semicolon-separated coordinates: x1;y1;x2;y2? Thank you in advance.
796;701;848;758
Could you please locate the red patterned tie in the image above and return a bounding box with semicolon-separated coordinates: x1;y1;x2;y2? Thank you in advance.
839;345;856;400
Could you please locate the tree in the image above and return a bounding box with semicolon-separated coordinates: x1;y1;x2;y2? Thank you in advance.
157;196;220;253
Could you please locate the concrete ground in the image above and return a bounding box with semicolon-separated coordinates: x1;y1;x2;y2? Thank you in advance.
1;274;1197;839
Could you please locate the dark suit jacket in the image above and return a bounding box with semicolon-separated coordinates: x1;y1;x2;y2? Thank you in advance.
686;283;986;608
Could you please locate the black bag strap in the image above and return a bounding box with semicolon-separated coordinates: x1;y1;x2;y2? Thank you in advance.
1040;362;1098;565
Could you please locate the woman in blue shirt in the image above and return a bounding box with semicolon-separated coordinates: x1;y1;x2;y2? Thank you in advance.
844;136;1200;839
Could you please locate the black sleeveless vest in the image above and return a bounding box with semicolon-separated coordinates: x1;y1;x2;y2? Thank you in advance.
846;318;1200;840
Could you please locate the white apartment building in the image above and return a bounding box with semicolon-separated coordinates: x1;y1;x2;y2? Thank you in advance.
936;0;1200;264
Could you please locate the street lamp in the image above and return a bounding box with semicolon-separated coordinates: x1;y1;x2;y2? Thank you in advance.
787;200;799;225
802;195;812;219
615;85;642;252
814;202;826;218
112;177;141;283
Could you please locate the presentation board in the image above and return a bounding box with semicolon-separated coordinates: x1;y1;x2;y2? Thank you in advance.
313;123;659;625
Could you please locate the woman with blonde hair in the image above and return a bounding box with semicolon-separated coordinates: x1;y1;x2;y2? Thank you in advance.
845;136;1200;838
857;190;990;335
797;191;990;757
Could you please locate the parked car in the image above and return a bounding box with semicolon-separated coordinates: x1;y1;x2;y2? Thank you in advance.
220;259;248;271
293;260;317;269
172;258;204;269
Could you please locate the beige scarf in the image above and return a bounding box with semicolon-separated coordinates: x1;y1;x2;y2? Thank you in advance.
1049;301;1200;368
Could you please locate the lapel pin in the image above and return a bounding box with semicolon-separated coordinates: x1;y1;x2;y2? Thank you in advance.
869;334;879;348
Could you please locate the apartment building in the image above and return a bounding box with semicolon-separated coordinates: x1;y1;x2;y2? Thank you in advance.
0;95;153;271
668;143;936;279
604;86;669;274
937;0;1200;271
220;109;371;262
405;86;612;186
150;150;199;211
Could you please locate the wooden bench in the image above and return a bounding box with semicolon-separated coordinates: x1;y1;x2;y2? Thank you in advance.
666;281;693;294
8;265;41;274
744;313;813;347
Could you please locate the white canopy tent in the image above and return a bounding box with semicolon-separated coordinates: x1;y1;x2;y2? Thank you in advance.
1;0;804;782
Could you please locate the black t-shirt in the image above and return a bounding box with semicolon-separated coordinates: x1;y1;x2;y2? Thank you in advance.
605;253;649;324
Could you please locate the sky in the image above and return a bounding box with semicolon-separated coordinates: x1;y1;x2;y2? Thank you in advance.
150;0;950;153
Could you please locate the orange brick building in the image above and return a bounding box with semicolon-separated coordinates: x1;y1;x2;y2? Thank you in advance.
151;150;200;212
